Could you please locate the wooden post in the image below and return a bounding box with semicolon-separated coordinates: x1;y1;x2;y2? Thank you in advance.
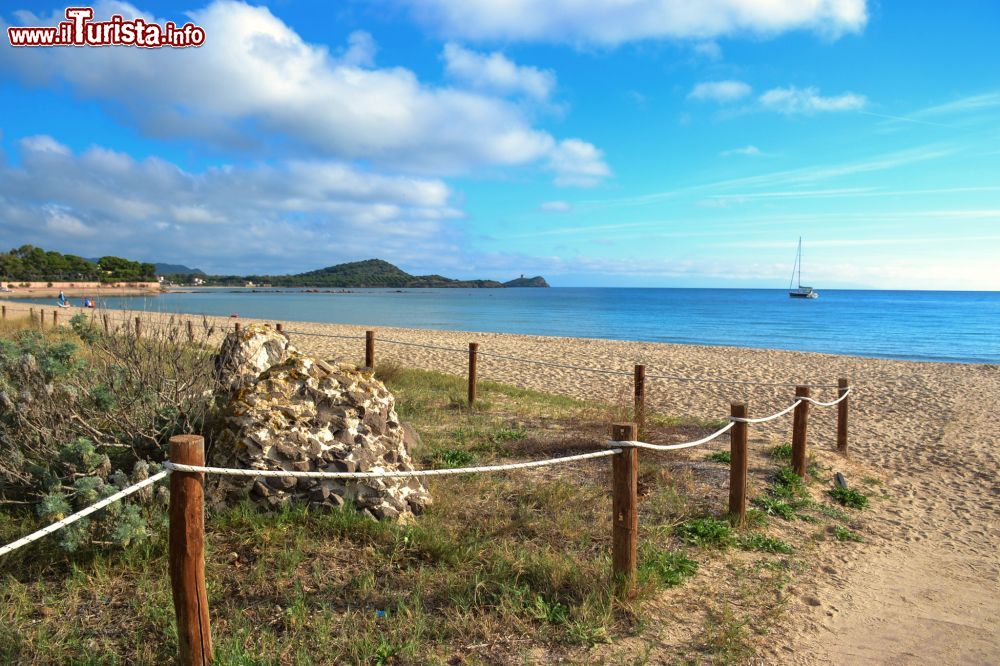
1;305;5;319
234;322;241;334
39;309;44;328
169;435;213;665
468;342;479;405
102;313;109;334
728;403;748;526
611;422;638;598
365;330;375;370
633;364;646;433
52;310;58;327
187;320;194;342
134;316;142;339
29;307;34;325
275;323;283;334
791;386;811;478
837;378;849;455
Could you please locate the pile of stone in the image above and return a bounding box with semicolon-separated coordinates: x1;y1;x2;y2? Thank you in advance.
210;324;431;522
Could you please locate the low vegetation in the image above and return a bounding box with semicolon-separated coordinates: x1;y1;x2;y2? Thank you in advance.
0;316;873;663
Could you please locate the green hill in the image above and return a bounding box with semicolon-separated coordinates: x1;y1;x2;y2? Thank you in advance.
224;259;549;288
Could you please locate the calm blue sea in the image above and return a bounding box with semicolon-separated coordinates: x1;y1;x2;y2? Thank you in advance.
14;288;1000;364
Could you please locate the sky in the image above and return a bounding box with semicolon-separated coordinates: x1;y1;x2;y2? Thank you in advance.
1;0;998;289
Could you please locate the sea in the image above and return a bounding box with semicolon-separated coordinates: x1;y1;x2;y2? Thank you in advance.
13;288;1000;364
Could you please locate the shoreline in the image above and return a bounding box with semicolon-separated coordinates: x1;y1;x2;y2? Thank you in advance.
0;297;992;367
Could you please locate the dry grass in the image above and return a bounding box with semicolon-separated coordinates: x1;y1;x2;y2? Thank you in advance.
0;345;875;663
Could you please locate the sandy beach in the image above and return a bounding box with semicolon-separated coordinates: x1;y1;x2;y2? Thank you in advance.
2;299;997;662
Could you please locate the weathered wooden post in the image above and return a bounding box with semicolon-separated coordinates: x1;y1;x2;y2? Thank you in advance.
102;313;110;334
1;305;6;319
39;309;45;328
187;320;194;342
29;307;35;325
234;322;241;334
468;342;479;405
791;386;811;478
611;422;638;598
168;434;213;665
275;323;283;334
633;364;646;433
52;310;58;327
135;316;142;339
728;403;748;526
837;379;849;455
365;330;375;370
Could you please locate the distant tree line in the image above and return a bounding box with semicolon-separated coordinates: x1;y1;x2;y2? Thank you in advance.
0;245;155;283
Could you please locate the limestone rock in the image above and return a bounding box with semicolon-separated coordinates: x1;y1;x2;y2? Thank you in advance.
214;324;294;395
210;325;431;521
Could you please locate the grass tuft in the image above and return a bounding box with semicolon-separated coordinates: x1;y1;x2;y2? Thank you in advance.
828;486;869;509
737;533;794;554
705;450;731;464
674;517;734;548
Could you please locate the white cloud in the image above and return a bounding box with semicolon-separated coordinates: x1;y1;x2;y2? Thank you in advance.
0;1;605;185
401;0;868;45
338;30;377;67
547;139;611;188
442;43;555;101
692;41;722;60
759;86;867;114
0;135;467;273
540;200;572;212
721;145;763;157
688;80;751;102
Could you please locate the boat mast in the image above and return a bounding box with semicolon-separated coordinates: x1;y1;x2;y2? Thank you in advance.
797;237;802;288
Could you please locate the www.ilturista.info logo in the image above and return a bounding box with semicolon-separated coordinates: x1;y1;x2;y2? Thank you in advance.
7;7;205;48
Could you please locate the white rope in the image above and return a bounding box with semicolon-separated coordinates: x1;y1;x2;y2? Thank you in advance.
275;326;844;388
164;449;619;479
646;370;838;389
284;329;363;342
0;470;169;558
477;350;631;376
609;421;735;451
728;400;803;424
798;388;851;407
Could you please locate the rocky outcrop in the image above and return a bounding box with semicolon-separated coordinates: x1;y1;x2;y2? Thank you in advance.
210;324;431;521
213;325;292;395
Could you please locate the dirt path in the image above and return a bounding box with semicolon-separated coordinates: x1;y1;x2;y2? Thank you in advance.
785;368;1000;664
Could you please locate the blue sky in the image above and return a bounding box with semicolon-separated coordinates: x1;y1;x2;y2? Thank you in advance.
1;1;998;289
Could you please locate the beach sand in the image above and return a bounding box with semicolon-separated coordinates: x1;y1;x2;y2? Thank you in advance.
3;300;997;663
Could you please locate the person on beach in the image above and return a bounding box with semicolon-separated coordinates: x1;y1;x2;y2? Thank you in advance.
58;291;69;308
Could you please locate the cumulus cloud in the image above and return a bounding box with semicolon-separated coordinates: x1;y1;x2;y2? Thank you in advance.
401;0;868;45
442;43;555;100
547;139;611;188
759;86;867;114
540;200;572;212
0;1;606;185
688;80;752;102
0;135;467;273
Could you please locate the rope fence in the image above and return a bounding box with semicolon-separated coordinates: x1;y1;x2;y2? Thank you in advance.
0;304;856;663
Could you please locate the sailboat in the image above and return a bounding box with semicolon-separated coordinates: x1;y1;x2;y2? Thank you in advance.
788;237;818;299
